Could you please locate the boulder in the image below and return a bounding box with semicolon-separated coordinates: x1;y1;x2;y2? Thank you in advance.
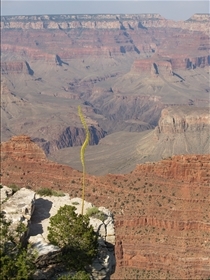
0;185;13;203
1;187;36;241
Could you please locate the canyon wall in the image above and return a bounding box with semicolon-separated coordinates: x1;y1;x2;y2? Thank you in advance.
156;106;210;134
1;13;209;34
0;136;209;279
33;125;107;154
1;13;209;63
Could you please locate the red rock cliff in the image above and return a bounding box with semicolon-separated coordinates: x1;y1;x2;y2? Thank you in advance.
0;136;209;279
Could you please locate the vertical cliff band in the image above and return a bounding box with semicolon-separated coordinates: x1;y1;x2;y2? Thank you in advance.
78;105;90;215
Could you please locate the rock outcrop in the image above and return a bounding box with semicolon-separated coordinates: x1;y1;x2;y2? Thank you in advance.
133;154;210;184
1;61;28;74
132;54;210;73
156;106;210;134
1;187;36;243
33;125;107;154
1;188;116;280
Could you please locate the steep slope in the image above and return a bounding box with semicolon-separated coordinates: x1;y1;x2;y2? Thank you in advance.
0;135;209;279
49;106;210;175
1;80;106;153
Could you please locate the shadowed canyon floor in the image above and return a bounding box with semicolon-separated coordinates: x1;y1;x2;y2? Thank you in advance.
0;136;210;279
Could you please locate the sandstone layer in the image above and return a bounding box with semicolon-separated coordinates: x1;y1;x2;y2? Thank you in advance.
0;136;209;279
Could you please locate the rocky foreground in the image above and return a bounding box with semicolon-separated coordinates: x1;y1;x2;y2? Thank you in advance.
1;186;115;279
1;135;210;279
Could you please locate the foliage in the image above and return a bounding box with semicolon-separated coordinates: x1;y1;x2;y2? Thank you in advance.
86;206;99;216
86;207;107;222
47;205;98;270
37;187;65;197
8;183;20;194
58;270;90;280
0;213;36;279
72;201;79;205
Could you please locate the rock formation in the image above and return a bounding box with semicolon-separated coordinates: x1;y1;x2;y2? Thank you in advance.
1;80;107;154
0;135;209;279
1;13;209;152
156;106;210;134
1;14;209;61
0;11;210;278
48;105;210;175
0;186;116;280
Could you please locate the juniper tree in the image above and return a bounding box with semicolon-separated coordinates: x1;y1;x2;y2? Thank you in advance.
0;213;36;280
47;205;98;270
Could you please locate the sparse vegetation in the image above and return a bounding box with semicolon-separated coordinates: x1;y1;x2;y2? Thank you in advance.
9;183;20;194
72;201;79;205
58;271;90;280
86;207;107;222
36;187;65;197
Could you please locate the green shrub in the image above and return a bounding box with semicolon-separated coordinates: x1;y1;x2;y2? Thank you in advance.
9;184;20;194
47;205;98;270
72;201;79;205
0;213;36;279
52;190;65;197
86;206;100;217
37;188;53;196
86;207;107;222
37;188;65;197
58;271;90;280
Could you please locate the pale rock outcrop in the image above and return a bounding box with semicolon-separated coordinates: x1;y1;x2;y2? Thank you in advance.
0;185;13;203
29;196;115;279
1;189;115;279
1;187;35;231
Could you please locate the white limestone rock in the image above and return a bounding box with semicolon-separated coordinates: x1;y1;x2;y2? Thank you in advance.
0;185;13;204
2;187;35;219
29;234;59;257
1;188;35;231
1;190;115;280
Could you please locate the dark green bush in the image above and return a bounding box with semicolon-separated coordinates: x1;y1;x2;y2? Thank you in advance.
0;213;36;280
47;205;98;270
58;270;90;280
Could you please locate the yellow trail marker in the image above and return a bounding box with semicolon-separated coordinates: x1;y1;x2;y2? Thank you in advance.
78;105;90;215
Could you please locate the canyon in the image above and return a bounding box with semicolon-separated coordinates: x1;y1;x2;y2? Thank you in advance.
1;13;209;162
0;135;210;279
1;12;210;279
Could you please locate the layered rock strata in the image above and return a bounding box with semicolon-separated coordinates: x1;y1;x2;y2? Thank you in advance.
1;14;209;62
1;14;209;34
0;135;209;279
